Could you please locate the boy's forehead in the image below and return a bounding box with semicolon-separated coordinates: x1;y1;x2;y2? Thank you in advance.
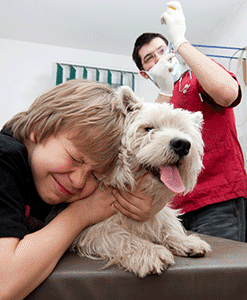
139;37;167;59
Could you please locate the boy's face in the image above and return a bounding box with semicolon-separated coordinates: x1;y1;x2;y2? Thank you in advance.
25;131;103;205
138;37;168;77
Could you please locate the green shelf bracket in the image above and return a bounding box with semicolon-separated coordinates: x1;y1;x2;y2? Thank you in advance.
120;71;123;86
56;63;63;85
132;73;135;91
96;68;100;81
70;65;76;80
107;70;112;85
83;67;87;79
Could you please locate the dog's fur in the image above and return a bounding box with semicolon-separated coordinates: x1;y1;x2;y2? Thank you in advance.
70;86;211;278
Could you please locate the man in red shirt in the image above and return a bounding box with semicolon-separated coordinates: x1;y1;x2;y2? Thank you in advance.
132;1;247;241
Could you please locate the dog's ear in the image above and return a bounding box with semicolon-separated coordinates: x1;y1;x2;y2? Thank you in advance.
116;86;142;115
191;111;203;128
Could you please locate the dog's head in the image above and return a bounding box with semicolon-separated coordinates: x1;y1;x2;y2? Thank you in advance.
103;86;203;205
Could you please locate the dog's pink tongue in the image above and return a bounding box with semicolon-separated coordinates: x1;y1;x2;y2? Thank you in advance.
160;166;185;194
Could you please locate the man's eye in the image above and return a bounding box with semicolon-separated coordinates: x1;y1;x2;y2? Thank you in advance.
144;55;153;63
145;57;151;63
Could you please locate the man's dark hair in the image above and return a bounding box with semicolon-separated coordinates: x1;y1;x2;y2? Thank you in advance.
132;33;168;70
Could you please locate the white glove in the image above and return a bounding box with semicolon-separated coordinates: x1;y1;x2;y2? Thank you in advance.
160;1;189;51
147;52;174;96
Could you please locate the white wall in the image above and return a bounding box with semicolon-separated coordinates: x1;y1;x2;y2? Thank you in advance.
0;37;159;129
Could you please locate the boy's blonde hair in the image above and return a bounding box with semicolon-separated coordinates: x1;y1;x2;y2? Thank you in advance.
4;79;124;170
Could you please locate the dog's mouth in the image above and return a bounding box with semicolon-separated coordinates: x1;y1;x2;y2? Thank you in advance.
146;161;185;194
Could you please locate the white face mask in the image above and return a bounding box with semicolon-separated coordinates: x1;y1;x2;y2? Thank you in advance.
171;57;182;82
143;56;182;88
144;68;159;87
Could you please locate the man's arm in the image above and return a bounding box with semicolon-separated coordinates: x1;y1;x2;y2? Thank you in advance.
161;1;239;107
156;93;172;103
178;42;239;107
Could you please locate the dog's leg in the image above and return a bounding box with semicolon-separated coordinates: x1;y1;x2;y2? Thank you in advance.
157;207;211;257
70;214;175;278
110;237;175;278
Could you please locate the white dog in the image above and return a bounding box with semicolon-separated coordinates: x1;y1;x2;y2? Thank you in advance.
70;86;211;278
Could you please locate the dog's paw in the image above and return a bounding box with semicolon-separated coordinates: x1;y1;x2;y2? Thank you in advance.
185;235;211;257
128;244;175;278
166;234;211;258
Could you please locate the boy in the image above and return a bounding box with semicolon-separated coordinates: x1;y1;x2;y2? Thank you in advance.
0;79;154;299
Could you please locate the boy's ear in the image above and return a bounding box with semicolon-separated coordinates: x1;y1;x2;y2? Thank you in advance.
140;70;149;79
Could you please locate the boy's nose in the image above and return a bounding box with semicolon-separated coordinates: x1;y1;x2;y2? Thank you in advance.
69;166;90;189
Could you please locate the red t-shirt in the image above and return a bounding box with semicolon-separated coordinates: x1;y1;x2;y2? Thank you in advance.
170;65;247;213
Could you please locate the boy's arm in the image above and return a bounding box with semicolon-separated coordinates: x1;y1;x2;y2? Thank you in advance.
0;188;117;300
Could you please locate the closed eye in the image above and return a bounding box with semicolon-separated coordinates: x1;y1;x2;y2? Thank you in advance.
69;154;83;164
92;172;100;181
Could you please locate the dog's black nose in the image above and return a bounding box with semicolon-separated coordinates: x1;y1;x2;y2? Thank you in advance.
170;138;191;156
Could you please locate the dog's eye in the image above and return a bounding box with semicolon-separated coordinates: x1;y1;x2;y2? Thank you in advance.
144;127;153;132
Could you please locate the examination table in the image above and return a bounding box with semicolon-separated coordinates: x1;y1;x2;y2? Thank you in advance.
26;234;247;300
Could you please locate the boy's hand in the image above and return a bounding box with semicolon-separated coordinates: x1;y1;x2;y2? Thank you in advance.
69;186;117;227
112;189;154;222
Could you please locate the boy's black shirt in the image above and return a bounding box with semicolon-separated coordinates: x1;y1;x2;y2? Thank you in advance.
0;128;52;239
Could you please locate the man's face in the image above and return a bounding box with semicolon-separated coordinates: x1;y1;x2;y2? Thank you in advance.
139;37;168;76
25;131;104;205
